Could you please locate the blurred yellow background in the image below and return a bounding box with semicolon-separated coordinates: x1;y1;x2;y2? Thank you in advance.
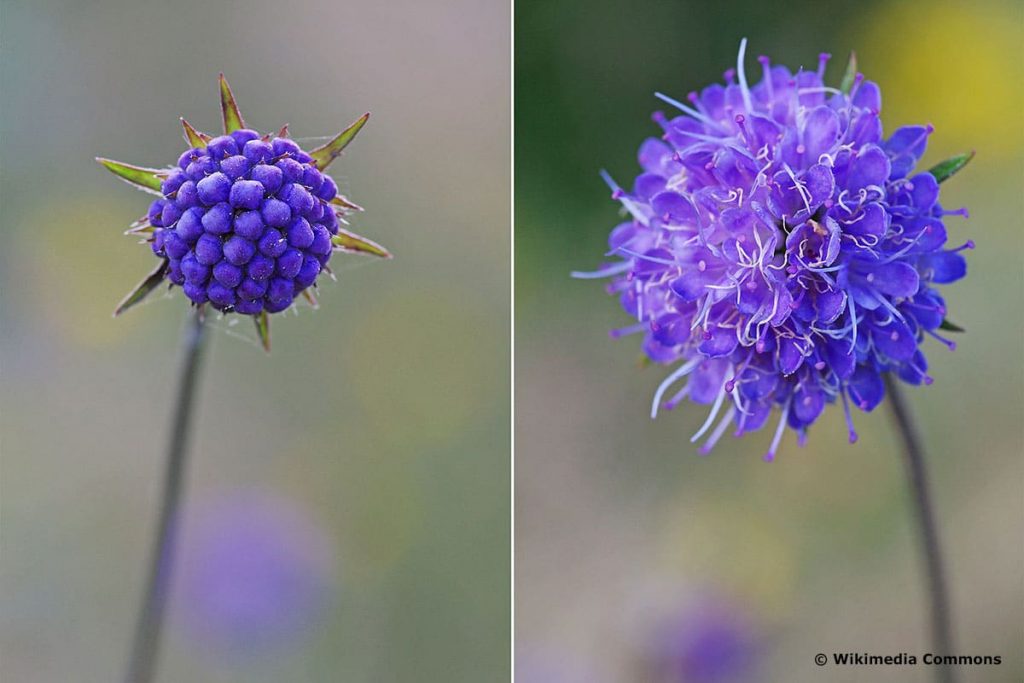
515;0;1023;681
1;1;509;681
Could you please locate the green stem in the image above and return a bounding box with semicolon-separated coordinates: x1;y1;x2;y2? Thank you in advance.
124;308;208;683
884;373;956;683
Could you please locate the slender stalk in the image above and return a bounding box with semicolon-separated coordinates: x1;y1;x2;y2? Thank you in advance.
124;308;209;683
883;373;956;683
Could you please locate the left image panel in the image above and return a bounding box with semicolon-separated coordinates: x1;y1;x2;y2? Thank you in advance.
0;1;510;681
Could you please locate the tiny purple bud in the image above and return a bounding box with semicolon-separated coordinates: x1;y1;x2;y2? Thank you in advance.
250;164;284;194
261;198;291;228
238;277;268;300
213;260;243;288
176;207;205;244
243;139;274;164
175;180;199;209
281;183;314;217
195;233;224;266
181;252;210;284
207;281;236;308
196;172;232;205
276;248;303;279
161;202;182;228
294;255;321;289
258;228;288;257
220;154;251;180
223;235;257;266
275;157;305;183
200;202;233;235
229;129;260;149
316;175;338;201
183;281;208;304
267;277;294;303
309;225;332;256
233;210;265;241
246;253;275;281
271;137;301;158
286;217;314;248
206;135;239;160
229;180;265;210
234;298;264;315
302;166;323;194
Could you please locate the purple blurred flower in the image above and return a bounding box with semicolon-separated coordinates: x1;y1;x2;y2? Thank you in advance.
576;40;971;460
649;599;759;683
177;489;337;656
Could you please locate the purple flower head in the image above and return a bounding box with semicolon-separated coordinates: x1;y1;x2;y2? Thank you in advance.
648;598;759;683
576;41;973;460
99;75;392;350
178;489;337;657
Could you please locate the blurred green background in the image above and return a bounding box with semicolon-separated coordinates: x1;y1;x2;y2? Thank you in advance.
516;0;1023;681
0;1;509;681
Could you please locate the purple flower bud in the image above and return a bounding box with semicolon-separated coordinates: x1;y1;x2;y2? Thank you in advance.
301;166;323;194
294;255;321;289
321;208;339;234
220;154;251;180
103;80;380;319
267;277;295;304
175;180;199;209
271;137;301;158
316;175;338;201
229;129;260;149
246;253;275;281
196;172;232;205
148;199;166;227
264;297;292;313
161;170;186;196
276;248;303;279
207;281;236;308
280;184;314;217
307;200;325;223
186;157;217;181
178;148;201;170
238;277;268;300
234;298;264;315
286;217;314;248
176;207;205;244
183;281;208;304
167;258;185;285
181;252;210;284
250;164;283;194
206;135;239;160
233;210;265;241
160;202;182;228
275;157;305;183
243;139;274;164
261;198;292;228
151;229;166;257
258;228;288;257
309;225;332;256
195;233;223;266
200;202;233;235
213;260;243;288
229;179;264;210
223;235;256;266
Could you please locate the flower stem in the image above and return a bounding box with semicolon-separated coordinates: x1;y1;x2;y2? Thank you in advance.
124;308;208;683
883;373;956;683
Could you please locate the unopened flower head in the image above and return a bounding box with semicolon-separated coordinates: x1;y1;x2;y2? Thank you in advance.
99;75;391;350
575;41;973;460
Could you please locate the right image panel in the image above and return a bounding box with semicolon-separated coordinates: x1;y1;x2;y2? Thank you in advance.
515;1;1024;681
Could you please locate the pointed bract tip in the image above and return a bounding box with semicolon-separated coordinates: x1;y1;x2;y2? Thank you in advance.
309;113;370;170
218;73;246;133
254;311;271;353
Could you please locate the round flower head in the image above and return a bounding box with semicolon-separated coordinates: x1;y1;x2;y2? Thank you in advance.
99;75;391;350
575;41;973;460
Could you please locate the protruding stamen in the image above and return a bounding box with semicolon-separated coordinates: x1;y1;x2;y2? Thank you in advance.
699;406;737;455
690;381;730;443
762;397;791;462
651;358;702;419
840;390;858;444
736;38;754;113
925;328;957;351
816;53;831;79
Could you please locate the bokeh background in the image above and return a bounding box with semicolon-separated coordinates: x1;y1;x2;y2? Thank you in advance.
0;1;509;681
516;0;1023;681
